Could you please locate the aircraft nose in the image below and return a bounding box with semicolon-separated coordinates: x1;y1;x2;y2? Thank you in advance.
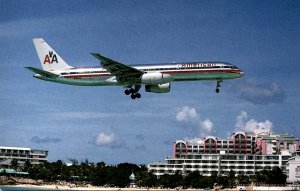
239;70;245;77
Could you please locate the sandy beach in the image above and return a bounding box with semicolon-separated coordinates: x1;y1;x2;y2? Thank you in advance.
2;184;205;191
2;177;208;191
4;184;300;191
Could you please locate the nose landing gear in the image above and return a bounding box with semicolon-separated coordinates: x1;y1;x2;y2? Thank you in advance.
216;80;222;93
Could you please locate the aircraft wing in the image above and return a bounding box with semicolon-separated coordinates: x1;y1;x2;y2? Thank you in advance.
91;53;143;84
25;67;59;78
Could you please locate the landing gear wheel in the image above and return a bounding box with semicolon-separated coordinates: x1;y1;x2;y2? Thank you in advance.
125;85;142;99
136;93;141;99
131;94;136;99
125;89;130;95
129;88;135;94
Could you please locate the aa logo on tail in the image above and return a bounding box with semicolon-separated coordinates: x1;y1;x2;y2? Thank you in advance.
44;51;58;64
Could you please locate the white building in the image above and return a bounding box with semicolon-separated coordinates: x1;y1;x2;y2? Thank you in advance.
0;146;48;169
149;151;292;177
286;151;300;183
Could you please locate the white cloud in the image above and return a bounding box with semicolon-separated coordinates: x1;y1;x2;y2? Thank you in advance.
176;106;214;137
200;119;214;135
235;111;272;134
235;80;285;105
235;111;248;130
176;106;199;122
184;119;214;142
93;132;124;149
95;133;116;145
184;137;204;144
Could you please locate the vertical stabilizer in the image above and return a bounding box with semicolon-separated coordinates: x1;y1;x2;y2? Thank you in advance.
33;38;73;71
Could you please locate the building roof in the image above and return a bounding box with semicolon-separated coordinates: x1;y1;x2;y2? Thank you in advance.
0;146;31;150
0;159;12;165
0;169;29;175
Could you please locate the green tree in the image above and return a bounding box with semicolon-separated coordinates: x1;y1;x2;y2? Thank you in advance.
136;170;156;187
236;174;250;185
269;167;286;185
182;170;213;188
18;158;289;188
22;160;32;172
158;173;182;188
90;166;108;186
68;158;79;166
210;171;218;187
216;175;229;188
182;171;200;188
253;167;286;185
10;159;18;170
1;169;7;177
227;169;236;188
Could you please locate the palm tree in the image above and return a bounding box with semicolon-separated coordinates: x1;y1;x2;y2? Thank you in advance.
10;159;18;170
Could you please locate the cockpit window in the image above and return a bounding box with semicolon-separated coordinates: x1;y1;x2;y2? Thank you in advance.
227;65;238;69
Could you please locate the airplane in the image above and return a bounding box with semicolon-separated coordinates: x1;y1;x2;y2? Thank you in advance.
26;38;244;99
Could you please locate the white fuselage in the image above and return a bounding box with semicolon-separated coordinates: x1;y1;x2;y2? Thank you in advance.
35;62;244;86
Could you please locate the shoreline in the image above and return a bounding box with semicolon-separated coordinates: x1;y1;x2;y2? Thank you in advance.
1;184;198;191
2;184;300;191
0;184;234;191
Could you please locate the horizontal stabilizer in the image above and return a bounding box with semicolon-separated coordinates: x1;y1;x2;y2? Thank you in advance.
25;67;59;78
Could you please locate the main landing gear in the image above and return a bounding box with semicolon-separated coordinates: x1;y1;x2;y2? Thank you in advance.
216;80;222;93
124;85;141;99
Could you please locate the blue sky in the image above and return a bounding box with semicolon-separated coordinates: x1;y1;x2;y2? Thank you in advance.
0;0;300;164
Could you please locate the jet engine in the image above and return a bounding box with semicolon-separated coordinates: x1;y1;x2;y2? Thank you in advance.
141;72;173;85
145;83;170;93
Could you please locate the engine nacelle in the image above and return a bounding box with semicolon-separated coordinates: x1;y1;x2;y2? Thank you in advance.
141;72;173;85
145;83;170;93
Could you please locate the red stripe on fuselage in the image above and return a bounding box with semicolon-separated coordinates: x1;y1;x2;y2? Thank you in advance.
62;69;241;79
63;73;110;79
163;69;241;74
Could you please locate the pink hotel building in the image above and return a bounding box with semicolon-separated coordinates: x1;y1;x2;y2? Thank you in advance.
148;130;299;177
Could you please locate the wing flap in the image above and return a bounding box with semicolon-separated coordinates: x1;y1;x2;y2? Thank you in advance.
91;53;143;84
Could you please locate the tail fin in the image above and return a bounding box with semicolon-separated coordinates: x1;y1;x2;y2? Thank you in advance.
33;38;73;71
